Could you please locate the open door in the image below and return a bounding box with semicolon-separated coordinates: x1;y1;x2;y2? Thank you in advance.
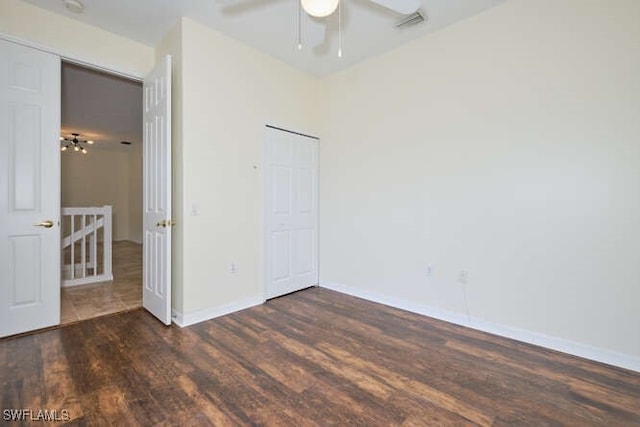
142;55;172;325
0;39;61;337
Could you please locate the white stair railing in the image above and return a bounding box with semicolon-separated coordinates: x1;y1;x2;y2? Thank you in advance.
61;206;113;287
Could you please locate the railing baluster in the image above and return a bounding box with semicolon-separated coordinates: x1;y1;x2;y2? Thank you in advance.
92;214;97;276
103;206;112;280
70;215;75;280
81;214;86;277
61;206;113;287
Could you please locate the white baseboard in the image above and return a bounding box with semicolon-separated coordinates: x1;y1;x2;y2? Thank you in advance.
171;296;264;328
320;280;640;373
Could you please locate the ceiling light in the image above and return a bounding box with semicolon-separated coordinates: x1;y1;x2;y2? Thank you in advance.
61;133;93;154
63;0;84;14
301;0;339;18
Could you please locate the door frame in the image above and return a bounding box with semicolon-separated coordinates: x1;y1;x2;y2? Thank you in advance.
0;32;161;328
0;33;144;82
262;124;320;300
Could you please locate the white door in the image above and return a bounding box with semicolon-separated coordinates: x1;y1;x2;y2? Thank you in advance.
142;55;172;325
0;39;60;337
264;126;318;299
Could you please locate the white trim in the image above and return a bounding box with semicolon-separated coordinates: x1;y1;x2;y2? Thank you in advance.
320;280;640;373
171;296;264;328
0;32;144;81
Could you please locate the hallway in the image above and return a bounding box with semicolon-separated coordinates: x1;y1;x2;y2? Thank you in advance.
60;241;142;325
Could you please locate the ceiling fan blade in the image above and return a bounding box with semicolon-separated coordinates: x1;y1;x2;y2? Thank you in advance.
367;0;420;15
218;0;280;15
305;15;327;47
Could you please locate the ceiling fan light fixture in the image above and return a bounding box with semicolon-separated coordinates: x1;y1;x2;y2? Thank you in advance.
301;0;339;18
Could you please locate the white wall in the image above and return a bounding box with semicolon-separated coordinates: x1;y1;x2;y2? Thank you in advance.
62;148;141;242
166;18;321;319
320;0;640;363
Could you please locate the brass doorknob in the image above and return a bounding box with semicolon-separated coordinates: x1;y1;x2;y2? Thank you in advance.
34;220;54;228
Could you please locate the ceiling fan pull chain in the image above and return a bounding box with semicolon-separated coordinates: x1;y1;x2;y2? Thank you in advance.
338;0;343;57
297;0;303;50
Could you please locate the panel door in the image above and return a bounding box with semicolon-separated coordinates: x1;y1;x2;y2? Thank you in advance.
0;39;61;337
142;55;172;325
264;127;318;299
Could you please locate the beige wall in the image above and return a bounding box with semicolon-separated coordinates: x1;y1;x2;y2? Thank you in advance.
173;18;321;316
0;0;153;77
320;0;640;359
62;148;142;242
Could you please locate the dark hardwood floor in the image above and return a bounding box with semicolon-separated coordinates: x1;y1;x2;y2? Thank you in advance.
1;288;639;425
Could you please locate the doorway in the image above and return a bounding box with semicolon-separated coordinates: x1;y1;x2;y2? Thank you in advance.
59;61;143;324
1;38;172;337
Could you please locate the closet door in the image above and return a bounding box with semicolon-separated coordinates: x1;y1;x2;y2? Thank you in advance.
264;126;318;299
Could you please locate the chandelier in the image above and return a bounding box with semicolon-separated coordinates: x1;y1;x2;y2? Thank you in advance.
60;133;93;154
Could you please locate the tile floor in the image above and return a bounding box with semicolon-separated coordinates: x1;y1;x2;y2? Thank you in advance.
61;241;142;325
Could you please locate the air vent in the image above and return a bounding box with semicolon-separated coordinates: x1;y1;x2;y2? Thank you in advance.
395;10;426;29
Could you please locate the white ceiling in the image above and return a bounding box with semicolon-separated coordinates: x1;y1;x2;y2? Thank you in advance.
23;0;506;77
61;62;142;150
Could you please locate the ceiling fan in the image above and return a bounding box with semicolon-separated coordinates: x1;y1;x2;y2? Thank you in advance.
301;0;420;17
221;0;422;55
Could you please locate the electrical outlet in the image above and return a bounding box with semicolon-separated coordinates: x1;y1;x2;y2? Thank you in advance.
426;265;433;277
458;270;468;284
229;263;237;274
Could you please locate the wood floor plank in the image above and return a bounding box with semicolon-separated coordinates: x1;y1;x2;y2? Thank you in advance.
1;287;639;426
